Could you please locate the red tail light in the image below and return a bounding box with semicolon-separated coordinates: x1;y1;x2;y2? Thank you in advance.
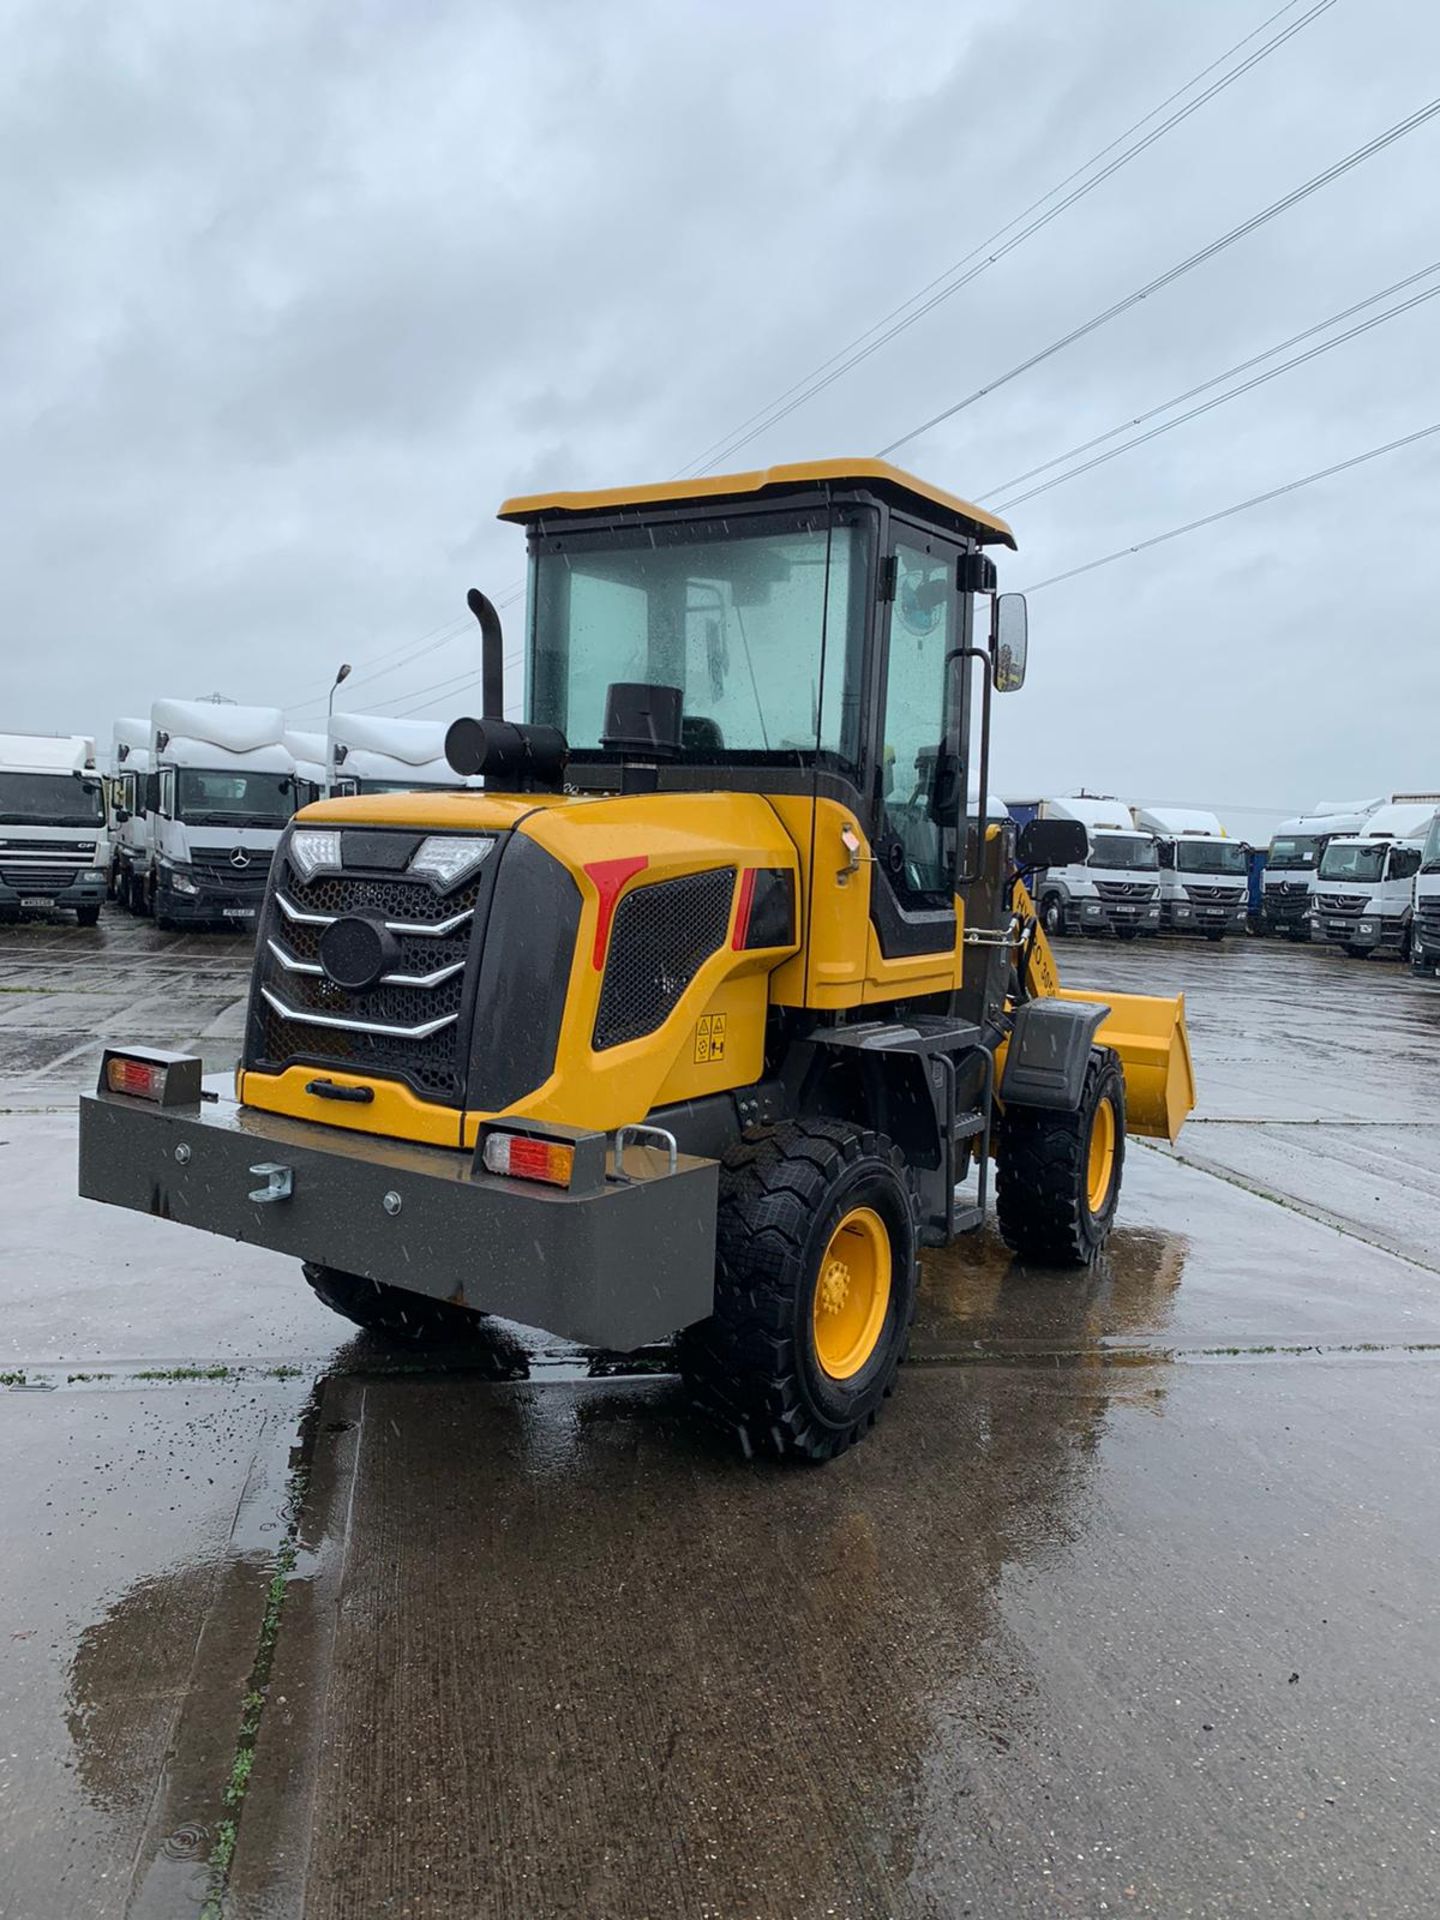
105;1056;170;1100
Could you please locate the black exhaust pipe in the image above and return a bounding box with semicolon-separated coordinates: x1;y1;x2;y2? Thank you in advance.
466;587;505;720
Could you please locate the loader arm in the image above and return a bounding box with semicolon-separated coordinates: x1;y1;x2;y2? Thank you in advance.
1009;877;1196;1143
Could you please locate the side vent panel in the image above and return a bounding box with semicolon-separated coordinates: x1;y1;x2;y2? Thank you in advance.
593;869;736;1051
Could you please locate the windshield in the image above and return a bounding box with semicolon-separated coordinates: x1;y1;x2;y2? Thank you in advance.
1268;834;1320;870
1423;816;1440;874
1319;842;1385;883
1175;839;1248;875
0;771;105;827
1089;833;1158;871
175;769;297;826
528;507;873;769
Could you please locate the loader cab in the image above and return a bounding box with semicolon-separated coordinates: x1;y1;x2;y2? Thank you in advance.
506;460;1023;983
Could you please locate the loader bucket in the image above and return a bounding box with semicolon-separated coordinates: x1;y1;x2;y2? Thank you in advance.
1058;988;1196;1143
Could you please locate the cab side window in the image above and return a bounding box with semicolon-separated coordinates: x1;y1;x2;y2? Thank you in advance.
879;538;957;905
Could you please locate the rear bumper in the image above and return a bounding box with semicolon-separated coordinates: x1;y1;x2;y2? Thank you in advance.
78;1080;718;1350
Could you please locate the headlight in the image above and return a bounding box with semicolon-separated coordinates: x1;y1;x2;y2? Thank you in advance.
409;835;494;887
290;829;344;880
171;871;200;896
81;869;105;883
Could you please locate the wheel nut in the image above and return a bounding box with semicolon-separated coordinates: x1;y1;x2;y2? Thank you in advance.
382;1191;402;1216
174;1144;191;1165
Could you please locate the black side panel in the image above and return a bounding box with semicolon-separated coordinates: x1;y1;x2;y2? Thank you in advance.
593;868;736;1051
742;868;795;949
869;863;956;957
465;835;582;1111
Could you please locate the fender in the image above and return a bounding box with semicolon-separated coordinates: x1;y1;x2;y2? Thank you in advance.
1000;998;1109;1112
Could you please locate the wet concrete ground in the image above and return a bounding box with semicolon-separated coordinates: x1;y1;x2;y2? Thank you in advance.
2;908;1439;1917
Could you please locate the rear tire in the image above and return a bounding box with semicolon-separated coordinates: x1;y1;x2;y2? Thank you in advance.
302;1263;490;1345
996;1049;1125;1266
677;1119;920;1462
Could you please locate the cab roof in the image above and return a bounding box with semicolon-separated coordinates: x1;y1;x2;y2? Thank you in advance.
499;458;1017;550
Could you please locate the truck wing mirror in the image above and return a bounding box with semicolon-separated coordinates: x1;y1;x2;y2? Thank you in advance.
993;593;1028;692
114;807;130;824
1017;817;1086;869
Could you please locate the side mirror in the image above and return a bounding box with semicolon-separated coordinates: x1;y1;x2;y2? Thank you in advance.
1017;817;1086;868
992;593;1028;692
114;807;131;824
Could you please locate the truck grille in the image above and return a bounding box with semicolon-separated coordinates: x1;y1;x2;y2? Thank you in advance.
1184;884;1245;904
1;864;81;891
1418;905;1440;942
1314;893;1363;916
247;849;487;1104
1093;881;1156;901
190;852;273;894
0;840;96;892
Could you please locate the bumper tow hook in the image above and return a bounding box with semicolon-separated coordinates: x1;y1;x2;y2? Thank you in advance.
248;1162;294;1205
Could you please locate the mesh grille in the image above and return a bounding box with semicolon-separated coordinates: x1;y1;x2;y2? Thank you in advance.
593;868;735;1051
1094;881;1155;900
1;866;80;890
248;851;486;1104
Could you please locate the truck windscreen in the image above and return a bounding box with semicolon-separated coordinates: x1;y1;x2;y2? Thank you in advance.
1175;840;1248;875
1423;816;1440;874
1268;835;1320;870
175;770;297;826
1318;843;1386;883
1088;834;1157;871
0;772;105;826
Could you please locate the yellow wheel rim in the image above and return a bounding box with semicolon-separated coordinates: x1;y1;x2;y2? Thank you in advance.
812;1206;892;1381
1086;1096;1117;1215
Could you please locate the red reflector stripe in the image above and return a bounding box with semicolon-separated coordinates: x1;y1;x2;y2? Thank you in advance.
584;856;649;968
732;867;758;949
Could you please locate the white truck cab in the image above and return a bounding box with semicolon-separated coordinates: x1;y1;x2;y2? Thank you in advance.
1132;806;1248;941
110;716;156;913
147;699;299;929
327;713;463;796
0;732;109;925
1411;810;1440;977
1020;795;1161;941
1311;800;1438;958
1261;802;1378;941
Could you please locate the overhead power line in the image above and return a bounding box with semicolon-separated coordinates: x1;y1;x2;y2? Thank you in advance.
677;0;1339;478
1020;420;1440;594
979;259;1440;501
990;269;1440;512
878;94;1440;459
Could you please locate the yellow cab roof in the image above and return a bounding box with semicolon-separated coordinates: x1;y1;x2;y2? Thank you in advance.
498;458;1017;550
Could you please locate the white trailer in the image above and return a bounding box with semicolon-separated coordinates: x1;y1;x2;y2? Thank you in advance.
0;733;109;925
1260;803;1379;940
284;729;329;805
1017;795;1162;941
1311;799;1440;959
1131;806;1248;942
145;699;299;928
327;713;463;797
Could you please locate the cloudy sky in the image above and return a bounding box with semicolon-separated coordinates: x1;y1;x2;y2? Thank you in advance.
4;0;1438;836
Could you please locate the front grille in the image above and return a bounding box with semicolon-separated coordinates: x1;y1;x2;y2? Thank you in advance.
1184;883;1245;903
2;867;83;891
594;869;735;1051
1314;893;1363;915
1094;880;1156;900
190;853;273;894
1418;906;1440;941
0;840;97;857
248;851;486;1105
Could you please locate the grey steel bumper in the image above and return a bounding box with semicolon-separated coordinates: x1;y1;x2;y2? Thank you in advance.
0;877;105;910
78;1080;719;1349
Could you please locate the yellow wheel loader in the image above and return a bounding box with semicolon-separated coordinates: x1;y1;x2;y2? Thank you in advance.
79;460;1194;1461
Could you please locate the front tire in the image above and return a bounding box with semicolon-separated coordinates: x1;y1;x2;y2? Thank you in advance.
1040;893;1065;938
678;1119;920;1462
76;905;101;928
302;1263;490;1345
996;1050;1125;1266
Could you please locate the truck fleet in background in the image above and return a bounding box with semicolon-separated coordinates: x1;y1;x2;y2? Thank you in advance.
1;721;1437;978
1007;789;1440;975
1;702;463;931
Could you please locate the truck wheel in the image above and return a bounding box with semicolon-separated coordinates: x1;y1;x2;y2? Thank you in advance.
301;1263;489;1345
996;1049;1125;1266
677;1119;920;1463
1115;927;1138;942
1040;893;1065;937
1204;930;1225;942
1344;944;1369;960
76;906;101;928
